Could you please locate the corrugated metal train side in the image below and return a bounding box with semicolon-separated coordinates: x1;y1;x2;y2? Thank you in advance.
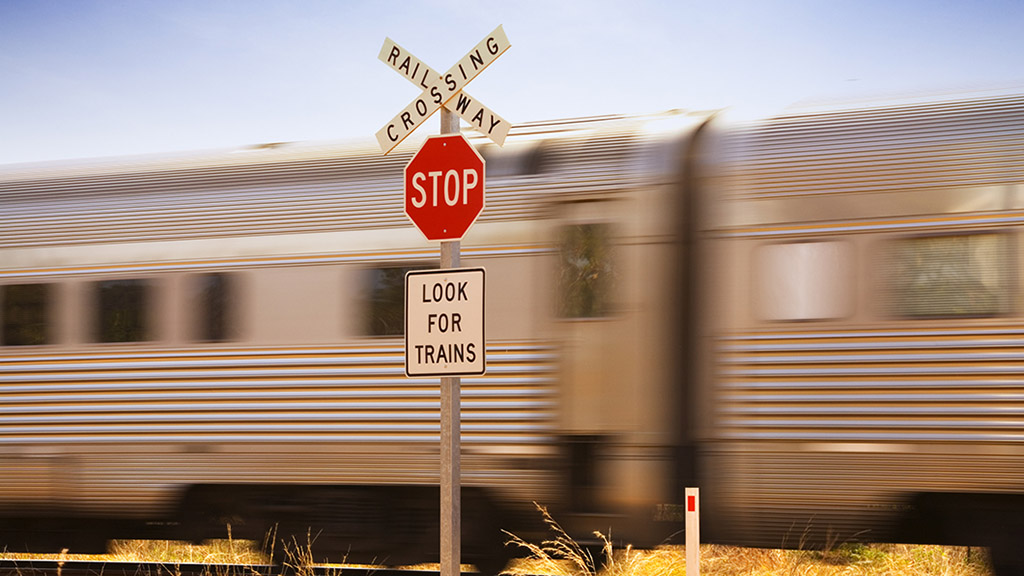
0;114;701;569
6;93;1024;572
700;93;1024;570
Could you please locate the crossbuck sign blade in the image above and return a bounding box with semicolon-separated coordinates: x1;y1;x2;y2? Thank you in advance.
376;25;510;154
378;38;510;149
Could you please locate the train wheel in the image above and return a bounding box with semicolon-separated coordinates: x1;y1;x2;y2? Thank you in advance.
462;489;514;576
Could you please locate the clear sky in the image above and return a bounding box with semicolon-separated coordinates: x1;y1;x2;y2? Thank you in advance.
2;0;1023;165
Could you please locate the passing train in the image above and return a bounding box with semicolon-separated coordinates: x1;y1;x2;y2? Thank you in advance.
2;91;1024;573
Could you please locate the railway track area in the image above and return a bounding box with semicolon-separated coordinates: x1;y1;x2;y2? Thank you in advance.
0;561;471;576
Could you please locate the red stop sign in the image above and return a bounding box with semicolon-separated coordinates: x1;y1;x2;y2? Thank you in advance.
404;134;485;241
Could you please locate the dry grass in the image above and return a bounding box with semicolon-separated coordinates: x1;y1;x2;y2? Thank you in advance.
0;525;269;565
507;541;992;576
0;512;994;576
108;538;267;565
502;505;993;576
503;504;602;576
698;544;991;576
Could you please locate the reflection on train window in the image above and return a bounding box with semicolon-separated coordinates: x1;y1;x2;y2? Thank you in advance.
754;241;854;321
886;232;1011;318
96;279;151;342
559;223;614;318
2;284;51;346
193;273;233;342
366;265;433;336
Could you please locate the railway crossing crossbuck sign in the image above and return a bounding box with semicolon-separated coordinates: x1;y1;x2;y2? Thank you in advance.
376;25;511;154
404;133;485;242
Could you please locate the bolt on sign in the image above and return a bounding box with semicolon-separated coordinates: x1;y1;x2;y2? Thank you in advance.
405;268;486;377
376;25;510;154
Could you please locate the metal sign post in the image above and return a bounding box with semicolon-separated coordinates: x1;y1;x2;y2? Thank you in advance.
439;107;462;576
380;27;509;576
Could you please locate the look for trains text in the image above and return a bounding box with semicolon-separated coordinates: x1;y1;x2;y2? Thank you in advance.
423;280;469;334
414;279;478;365
413;343;478;365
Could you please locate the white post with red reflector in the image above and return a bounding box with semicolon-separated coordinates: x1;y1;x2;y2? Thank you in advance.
686;487;700;576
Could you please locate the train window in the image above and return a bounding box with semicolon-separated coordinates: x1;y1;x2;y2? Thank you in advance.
95;279;151;342
558;223;615;318
479;141;545;176
754;241;854;321
192;273;233;342
885;232;1011;318
365;265;434;336
1;284;51;346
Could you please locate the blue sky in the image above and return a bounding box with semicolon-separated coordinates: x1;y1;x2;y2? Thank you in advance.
2;0;1023;165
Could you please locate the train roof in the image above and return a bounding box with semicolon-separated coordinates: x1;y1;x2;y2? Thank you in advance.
0;112;704;250
716;91;1024;199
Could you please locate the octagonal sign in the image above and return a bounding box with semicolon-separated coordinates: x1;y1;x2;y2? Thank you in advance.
404;134;485;242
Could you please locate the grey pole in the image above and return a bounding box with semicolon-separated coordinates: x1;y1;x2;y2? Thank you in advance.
439;106;462;576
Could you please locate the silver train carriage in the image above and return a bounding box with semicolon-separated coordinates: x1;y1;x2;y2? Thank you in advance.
700;92;1024;573
0;113;700;571
1;92;1024;572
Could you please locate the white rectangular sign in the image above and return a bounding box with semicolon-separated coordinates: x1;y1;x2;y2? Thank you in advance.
405;268;486;377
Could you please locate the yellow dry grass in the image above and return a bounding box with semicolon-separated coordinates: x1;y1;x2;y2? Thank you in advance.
0;511;994;576
107;537;268;565
506;541;991;576
502;505;992;576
